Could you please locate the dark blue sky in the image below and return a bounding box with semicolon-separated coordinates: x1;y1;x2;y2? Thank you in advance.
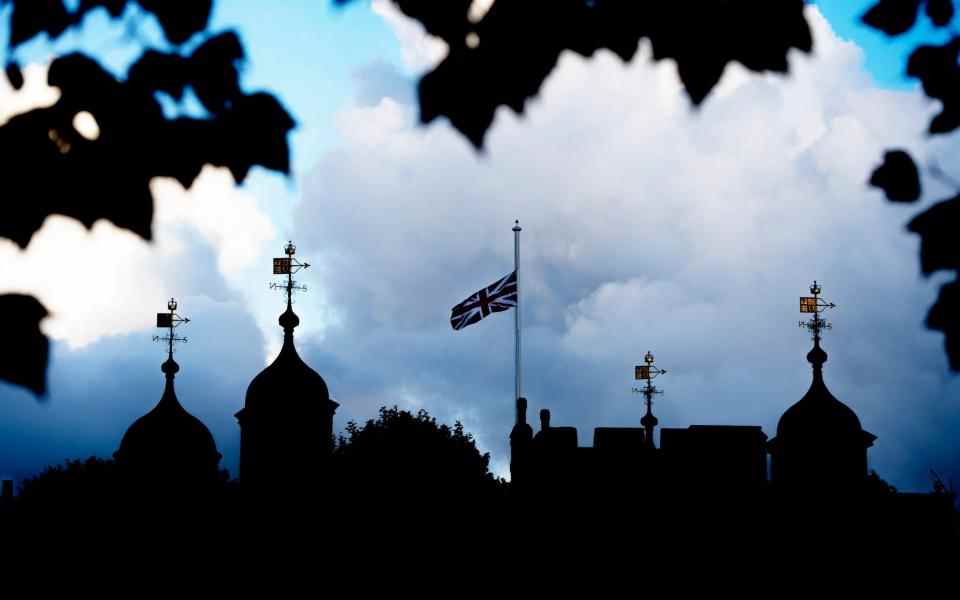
1;1;958;493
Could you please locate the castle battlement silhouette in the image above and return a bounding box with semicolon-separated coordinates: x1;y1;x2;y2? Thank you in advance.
508;283;877;498
510;334;874;495
508;340;873;496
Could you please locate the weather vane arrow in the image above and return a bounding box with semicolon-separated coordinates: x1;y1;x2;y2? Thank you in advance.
799;280;836;344
632;350;667;449
153;297;189;358
270;240;310;306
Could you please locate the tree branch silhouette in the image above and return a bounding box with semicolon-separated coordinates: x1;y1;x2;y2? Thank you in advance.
864;0;960;370
335;0;812;149
0;1;293;396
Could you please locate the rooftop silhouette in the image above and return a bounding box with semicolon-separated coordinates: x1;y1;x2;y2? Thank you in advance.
2;281;956;556
113;298;221;494
236;242;338;499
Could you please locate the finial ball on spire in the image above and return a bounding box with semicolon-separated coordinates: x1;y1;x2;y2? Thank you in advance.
161;356;180;375
279;305;300;331
168;298;177;311
285;241;296;256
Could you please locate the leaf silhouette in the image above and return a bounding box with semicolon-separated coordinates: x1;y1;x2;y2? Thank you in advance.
127;50;192;101
869;149;922;203
354;0;812;148
908;193;960;275
374;0;474;44
135;0;212;45
6;0;72;47
0;50;294;249
862;0;923;36
907;39;960;135
126;31;246;113
5;61;23;90
5;0;212;49
0;294;49;396
77;0;129;19
189;31;246;114
926;0;955;26
926;278;960;370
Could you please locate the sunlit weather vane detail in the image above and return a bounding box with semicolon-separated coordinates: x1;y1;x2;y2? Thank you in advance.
270;240;310;306
632;351;667;449
799;280;836;345
153;297;190;358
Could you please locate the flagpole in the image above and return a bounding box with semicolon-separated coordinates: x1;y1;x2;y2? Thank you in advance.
513;220;522;403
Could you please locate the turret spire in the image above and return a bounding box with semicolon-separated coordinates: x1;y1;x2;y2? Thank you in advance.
799;280;836;378
271;240;310;336
115;297;221;490
633;351;667;448
153;297;190;376
237;240;337;491
769;281;874;487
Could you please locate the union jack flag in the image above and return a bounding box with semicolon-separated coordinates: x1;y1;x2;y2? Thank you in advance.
450;270;517;331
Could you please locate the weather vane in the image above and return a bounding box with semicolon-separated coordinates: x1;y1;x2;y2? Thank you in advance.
153;297;190;357
632;351;667;448
799;280;836;344
270;240;311;305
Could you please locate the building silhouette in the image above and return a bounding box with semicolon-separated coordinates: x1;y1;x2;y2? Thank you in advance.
768;336;876;490
235;298;338;496
67;280;953;547
509;332;956;546
113;347;222;493
511;337;859;493
235;242;338;498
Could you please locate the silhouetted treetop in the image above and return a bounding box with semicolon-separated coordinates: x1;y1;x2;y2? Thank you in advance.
333;406;501;503
16;456;120;513
338;0;813;148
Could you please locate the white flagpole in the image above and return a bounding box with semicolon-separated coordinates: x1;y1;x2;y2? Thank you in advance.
513;220;522;402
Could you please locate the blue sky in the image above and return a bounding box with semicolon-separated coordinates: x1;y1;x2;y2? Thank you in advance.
816;0;953;88
1;1;958;494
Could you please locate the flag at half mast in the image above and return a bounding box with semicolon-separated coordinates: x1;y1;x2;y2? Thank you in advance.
450;270;517;331
451;221;523;404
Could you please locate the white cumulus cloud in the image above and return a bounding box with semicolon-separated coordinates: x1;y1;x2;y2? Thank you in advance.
293;6;959;489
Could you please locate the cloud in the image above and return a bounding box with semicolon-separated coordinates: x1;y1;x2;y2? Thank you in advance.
371;0;447;73
352;60;416;107
294;6;960;490
0;63;59;125
0;166;274;348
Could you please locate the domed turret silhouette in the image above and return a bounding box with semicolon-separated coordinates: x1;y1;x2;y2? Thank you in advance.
235;242;339;495
768;283;875;490
114;299;221;491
